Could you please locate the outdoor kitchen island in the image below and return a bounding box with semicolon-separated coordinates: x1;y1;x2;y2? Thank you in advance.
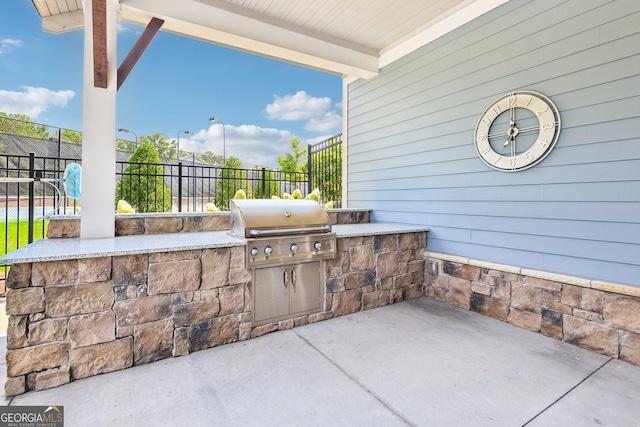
1;210;428;396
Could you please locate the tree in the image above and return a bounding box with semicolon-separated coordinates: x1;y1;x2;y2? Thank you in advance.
196;150;224;166
115;142;171;212
0;112;49;139
140;133;176;159
215;156;252;210
116;139;137;152
277;137;308;178
56;128;83;144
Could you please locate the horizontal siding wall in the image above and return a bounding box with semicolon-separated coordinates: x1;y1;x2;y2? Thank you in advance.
347;0;640;286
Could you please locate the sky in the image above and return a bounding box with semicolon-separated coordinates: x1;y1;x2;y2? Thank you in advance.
0;1;343;168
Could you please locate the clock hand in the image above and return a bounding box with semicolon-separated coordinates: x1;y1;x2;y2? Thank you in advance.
502;140;509;153
507;105;516;149
503;119;516;150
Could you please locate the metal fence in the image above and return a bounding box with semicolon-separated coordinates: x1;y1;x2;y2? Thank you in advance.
308;134;342;207
0;152;82;284
116;161;309;212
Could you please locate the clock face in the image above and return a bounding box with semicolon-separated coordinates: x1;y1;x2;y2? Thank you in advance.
474;91;561;172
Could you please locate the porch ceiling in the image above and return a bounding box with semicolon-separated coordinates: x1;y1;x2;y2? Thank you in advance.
31;0;509;78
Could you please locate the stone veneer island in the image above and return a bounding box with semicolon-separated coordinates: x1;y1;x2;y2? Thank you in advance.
2;210;429;396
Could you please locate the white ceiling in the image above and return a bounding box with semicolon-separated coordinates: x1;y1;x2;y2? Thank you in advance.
31;0;509;78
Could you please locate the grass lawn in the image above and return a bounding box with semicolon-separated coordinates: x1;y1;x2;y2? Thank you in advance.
1;220;49;255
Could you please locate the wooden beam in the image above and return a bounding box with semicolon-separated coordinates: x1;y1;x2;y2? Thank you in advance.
117;17;165;91
92;0;108;88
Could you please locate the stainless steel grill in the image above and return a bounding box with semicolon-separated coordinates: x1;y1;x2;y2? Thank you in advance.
229;199;336;326
229;199;336;268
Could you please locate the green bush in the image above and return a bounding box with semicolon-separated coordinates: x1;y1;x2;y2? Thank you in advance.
116;142;172;212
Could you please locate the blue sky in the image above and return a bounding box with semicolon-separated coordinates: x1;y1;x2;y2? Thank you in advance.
0;1;343;168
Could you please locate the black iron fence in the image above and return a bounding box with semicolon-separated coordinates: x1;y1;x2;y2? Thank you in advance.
0;152;82;284
115;161;309;213
0;152;81;231
308;134;342;207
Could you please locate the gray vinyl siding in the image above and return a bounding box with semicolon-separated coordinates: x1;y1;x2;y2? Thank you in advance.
346;0;640;286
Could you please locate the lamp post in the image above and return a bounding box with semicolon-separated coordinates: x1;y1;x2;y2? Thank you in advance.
208;117;226;162
177;130;192;159
117;128;138;148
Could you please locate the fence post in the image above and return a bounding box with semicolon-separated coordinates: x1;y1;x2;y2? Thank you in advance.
178;162;183;212
192;154;196;212
57;127;62;169
307;144;313;192
28;152;35;243
261;167;266;198
56;128;62;215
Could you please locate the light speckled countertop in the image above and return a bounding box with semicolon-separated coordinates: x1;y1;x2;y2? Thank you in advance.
0;223;429;264
332;223;429;238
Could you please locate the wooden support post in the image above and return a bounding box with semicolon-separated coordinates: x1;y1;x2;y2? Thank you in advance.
92;0;108;88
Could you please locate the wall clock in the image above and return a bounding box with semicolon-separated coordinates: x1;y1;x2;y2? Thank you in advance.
474;90;561;172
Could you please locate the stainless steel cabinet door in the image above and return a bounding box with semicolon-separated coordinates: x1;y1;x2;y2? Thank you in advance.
290;261;322;316
254;266;290;324
252;261;322;325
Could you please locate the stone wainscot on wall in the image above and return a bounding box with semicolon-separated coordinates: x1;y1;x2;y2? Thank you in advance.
424;252;640;367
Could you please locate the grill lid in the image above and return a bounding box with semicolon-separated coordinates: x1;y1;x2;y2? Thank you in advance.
229;199;332;238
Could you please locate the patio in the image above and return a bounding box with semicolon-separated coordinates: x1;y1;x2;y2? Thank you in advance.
2;297;639;426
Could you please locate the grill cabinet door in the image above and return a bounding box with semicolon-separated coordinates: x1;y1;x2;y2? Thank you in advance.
290;261;322;316
254;266;290;324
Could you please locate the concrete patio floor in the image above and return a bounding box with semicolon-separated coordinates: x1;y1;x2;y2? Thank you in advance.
2;297;640;426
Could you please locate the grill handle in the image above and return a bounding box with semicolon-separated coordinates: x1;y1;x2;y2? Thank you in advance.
249;225;331;237
291;267;296;293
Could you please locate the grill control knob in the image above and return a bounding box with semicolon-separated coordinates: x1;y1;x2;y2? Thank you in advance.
250;247;259;257
290;244;298;254
264;246;273;256
314;241;322;251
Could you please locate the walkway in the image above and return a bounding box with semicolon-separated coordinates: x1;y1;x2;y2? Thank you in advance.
2;298;640;426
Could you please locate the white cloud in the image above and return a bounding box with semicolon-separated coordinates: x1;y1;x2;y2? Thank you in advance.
266;91;331;121
265;90;341;132
180;124;299;168
304;111;342;132
0;86;75;119
0;38;23;54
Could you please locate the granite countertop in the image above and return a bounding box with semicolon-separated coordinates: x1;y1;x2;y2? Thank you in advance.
0;231;245;264
0;223;429;264
332;223;429;238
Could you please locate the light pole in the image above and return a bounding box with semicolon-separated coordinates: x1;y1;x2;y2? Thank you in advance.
208;117;226;162
117;128;138;147
177;130;192;159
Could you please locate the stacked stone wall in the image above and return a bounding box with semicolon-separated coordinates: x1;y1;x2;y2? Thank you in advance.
425;253;640;367
4;226;423;397
4;247;252;396
322;232;426;318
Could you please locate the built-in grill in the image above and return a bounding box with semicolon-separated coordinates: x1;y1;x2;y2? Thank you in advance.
229;199;336;325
